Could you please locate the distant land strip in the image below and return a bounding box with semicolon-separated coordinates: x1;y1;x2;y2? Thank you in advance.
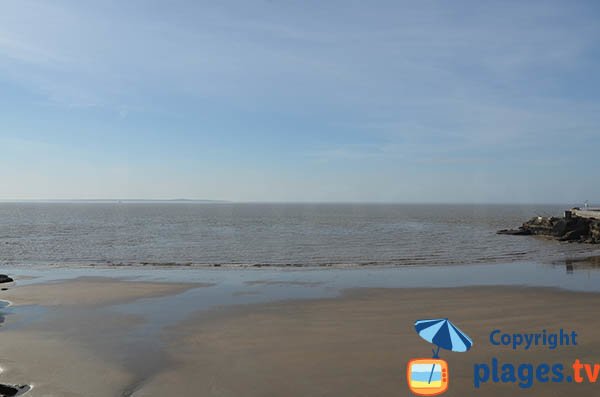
0;199;230;203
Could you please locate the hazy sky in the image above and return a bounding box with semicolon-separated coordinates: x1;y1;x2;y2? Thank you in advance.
1;1;599;203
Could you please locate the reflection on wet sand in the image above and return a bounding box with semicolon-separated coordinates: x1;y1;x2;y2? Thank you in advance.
0;300;9;326
564;255;600;273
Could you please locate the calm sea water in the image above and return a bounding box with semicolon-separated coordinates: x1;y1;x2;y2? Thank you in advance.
0;203;596;267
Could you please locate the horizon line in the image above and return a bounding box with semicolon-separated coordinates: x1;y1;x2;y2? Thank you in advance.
0;199;591;206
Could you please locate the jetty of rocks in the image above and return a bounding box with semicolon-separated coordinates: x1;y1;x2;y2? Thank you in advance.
498;208;600;244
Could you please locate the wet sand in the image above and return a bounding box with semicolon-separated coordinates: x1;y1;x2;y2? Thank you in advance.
137;287;600;397
0;277;202;397
0;277;205;307
2;277;600;396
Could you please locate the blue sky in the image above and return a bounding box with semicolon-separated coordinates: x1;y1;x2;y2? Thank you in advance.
1;0;599;203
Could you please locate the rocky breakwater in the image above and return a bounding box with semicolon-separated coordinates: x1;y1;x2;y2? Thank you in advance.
498;210;600;244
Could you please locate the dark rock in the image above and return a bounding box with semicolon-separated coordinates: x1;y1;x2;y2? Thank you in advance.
0;384;17;396
521;216;559;235
560;230;583;241
551;218;571;237
590;221;600;244
559;218;590;241
0;384;31;396
497;229;531;235
0;275;14;284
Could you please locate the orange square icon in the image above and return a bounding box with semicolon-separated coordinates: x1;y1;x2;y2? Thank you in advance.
406;358;449;396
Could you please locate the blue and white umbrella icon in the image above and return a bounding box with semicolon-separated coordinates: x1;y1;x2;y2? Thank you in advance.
415;318;473;358
414;318;473;385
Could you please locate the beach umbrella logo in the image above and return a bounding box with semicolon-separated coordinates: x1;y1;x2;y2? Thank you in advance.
415;318;473;357
407;318;473;396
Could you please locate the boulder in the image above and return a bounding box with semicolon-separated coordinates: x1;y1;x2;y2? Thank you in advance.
521;216;557;235
0;275;14;284
559;218;591;241
497;229;531;235
551;218;571;237
590;221;600;244
0;384;31;396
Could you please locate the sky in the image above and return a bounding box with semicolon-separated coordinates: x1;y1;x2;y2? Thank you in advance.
1;0;599;203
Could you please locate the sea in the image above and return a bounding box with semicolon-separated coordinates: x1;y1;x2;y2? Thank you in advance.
0;202;596;268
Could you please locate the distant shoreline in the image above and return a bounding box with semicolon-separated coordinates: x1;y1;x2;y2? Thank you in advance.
0;199;230;203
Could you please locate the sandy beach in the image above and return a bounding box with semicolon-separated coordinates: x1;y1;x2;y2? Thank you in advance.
0;277;202;397
0;277;205;307
134;286;600;396
2;275;600;396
